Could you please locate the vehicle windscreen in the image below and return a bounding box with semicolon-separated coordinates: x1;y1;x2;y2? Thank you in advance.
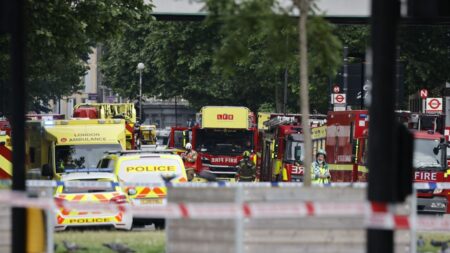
196;129;254;155
117;158;184;183
414;139;442;170
285;140;305;163
56;144;122;173
62;179;115;193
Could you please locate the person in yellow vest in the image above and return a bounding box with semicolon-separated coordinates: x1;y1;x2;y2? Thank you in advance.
311;149;331;184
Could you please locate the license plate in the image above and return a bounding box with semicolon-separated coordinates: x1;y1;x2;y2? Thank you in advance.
139;199;163;205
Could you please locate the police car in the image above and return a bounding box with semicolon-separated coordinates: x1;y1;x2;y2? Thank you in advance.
98;150;188;229
54;171;132;231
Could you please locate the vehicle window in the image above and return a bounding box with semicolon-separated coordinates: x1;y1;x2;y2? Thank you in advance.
414;139;442;170
196;129;253;155
55;144;121;172
118;158;184;183
285;141;305;162
97;158;114;169
62;179;115;193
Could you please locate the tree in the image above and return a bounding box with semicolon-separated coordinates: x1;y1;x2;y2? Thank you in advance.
335;24;450;104
101;0;342;115
294;0;312;186
0;0;150;113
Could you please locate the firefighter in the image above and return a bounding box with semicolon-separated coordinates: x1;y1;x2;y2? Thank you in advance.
311;149;331;184
181;143;197;181
236;151;256;182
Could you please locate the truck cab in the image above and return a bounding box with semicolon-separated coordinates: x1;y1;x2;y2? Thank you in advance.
168;106;258;181
396;111;449;214
413;131;449;214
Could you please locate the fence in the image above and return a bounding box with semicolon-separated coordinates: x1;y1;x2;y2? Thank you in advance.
1;181;450;253
0;203;11;252
166;187;411;253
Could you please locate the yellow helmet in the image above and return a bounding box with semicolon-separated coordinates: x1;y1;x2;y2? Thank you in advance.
242;151;251;158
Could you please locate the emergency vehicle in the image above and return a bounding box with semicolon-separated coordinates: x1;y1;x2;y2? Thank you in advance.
73;103;140;150
0;114;64;179
54;172;132;231
0;118;11;178
138;124;157;146
326;110;369;182
168;106;258;181
257;113;327;182
258;115;304;182
98;150;187;228
25;119;126;179
396;111;450;214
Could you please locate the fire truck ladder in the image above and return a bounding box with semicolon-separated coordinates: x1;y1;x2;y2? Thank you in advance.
263;116;298;130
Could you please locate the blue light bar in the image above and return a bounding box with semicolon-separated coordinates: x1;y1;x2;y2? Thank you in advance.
63;168;113;173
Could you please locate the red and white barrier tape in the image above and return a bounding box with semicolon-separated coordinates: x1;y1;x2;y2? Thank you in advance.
1;190;449;231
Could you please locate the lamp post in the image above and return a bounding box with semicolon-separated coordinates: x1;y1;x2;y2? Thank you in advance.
137;62;145;122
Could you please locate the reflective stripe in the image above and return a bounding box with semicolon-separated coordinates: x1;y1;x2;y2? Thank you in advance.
0;142;12;177
282;167;288;181
129;186;167;199
328;164;368;173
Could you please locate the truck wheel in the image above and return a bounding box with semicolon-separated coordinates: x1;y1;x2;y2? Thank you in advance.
154;220;165;230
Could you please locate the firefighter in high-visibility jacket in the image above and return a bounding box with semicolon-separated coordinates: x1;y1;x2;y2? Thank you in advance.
311;149;331;184
236;151;256;182
181;143;197;181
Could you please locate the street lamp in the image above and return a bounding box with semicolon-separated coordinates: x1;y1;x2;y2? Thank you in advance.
137;62;145;122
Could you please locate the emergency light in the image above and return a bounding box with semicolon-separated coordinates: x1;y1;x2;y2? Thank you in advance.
64;168;113;173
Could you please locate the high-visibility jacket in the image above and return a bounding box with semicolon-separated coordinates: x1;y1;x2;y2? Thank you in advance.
311;161;330;184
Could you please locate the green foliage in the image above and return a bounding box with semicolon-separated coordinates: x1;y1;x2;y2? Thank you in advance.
0;0;150;112
398;25;450;96
335;24;450;102
101;0;342;113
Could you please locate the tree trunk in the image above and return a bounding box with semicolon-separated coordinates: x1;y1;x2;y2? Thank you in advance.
275;81;282;113
295;0;312;187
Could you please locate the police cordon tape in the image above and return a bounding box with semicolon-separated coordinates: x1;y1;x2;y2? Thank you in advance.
1;190;450;231
17;180;450;190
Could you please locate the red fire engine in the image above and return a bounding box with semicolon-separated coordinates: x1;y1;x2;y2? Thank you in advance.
168;106;258;181
256;113;327;182
396;111;449;214
258;115;303;182
326;110;369;182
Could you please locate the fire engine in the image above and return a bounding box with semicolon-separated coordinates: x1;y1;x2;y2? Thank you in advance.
326;110;369;182
256;113;327;182
396;111;449;214
73;103;140;149
168;106;258;181
258;115;303;182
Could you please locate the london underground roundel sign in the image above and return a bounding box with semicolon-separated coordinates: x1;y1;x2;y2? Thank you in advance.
425;97;442;113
